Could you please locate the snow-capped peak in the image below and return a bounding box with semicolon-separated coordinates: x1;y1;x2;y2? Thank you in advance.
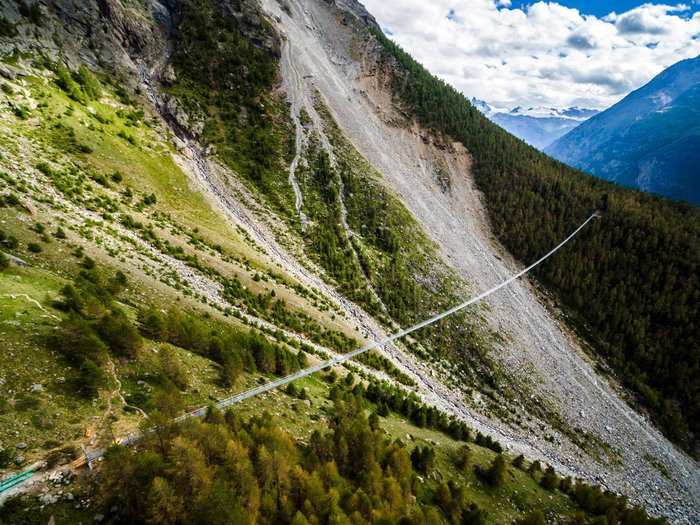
471;98;598;122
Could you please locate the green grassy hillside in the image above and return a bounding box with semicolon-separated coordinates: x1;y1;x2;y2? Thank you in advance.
0;363;665;525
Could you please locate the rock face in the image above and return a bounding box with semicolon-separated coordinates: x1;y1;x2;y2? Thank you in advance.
0;0;169;85
546;55;700;205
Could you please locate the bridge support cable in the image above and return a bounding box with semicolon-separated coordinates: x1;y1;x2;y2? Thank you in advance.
197;212;599;413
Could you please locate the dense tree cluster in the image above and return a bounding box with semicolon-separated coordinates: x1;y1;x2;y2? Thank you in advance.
353;350;416;386
167;0;293;212
359;380;484;447
303;151;375;308
511;454;665;525
139;307;307;388
46;262;307;400
49;268;138;396
85;392;665;525
373;29;700;455
94;401;486;524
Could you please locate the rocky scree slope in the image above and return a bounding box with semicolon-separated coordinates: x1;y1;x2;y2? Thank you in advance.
258;0;699;522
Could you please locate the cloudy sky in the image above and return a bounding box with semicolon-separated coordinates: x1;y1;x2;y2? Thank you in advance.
362;1;700;111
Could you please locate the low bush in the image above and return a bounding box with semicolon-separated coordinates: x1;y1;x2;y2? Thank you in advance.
48;268;141;397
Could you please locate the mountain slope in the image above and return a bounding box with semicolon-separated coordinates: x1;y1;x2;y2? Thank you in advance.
546;56;700;204
0;0;698;523
258;0;698;521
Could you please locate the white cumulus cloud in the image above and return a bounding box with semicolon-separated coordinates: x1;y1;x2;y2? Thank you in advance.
361;0;700;110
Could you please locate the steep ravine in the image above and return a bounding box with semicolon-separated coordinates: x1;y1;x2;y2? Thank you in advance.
260;0;700;522
280;39;307;225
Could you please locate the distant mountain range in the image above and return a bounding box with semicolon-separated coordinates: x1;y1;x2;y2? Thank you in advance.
471;98;598;150
546;55;700;206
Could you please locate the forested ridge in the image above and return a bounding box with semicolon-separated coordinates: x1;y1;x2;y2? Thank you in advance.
371;30;700;456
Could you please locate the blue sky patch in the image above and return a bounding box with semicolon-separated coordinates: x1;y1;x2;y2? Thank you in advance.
505;1;699;18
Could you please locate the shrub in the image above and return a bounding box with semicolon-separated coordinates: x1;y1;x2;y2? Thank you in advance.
540;465;559;491
0;16;18;38
52;314;108;363
27;242;42;253
1;233;18;249
142;193;157;206
54;284;85;313
528;459;541;477
159;346;189;391
478;454;507;487
454;445;471;472
75;65;101;99
475;432;503;453
461;503;487;525
12;105;29;119
516;511;546;525
139;308;168;340
108;271;128;296
117;130;137;145
513;454;525;469
77;358;106;397
2;193;20;207
560;476;573;494
220;352;243;388
0;448;13;469
54;64;84;102
98;309;142;358
410;446;435;474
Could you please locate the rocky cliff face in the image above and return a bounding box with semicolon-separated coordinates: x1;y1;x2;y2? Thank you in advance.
1;0;165;75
